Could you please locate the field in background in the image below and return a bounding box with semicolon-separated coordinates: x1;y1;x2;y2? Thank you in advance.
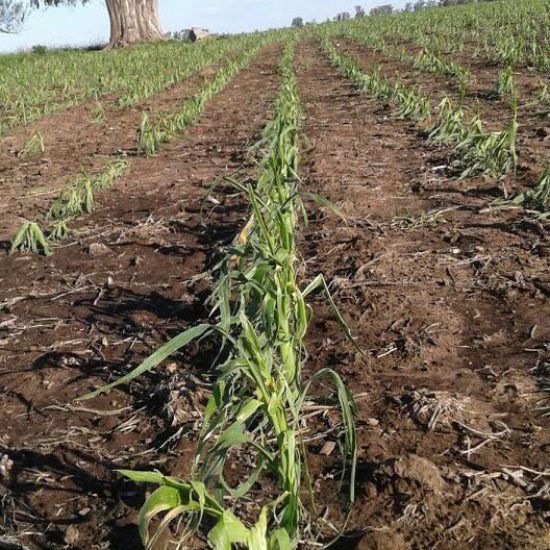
0;1;549;548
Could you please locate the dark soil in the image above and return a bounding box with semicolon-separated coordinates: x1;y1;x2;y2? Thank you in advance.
296;41;549;550
0;44;281;550
0;39;548;550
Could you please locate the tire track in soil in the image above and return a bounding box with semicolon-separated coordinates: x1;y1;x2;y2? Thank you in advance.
0;47;245;240
0;44;281;550
296;41;549;550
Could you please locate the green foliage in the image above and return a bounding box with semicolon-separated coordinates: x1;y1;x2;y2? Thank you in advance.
48;219;72;241
0;34;264;136
453;96;518;179
135;40;268;155
18;131;44;158
491;66;515;99
90;101;105;124
428;97;465;144
46;160;128;221
9;220;51;256
81;41;357;549
137;112;164;156
31;45;47;55
47;173;94;220
502;165;550;213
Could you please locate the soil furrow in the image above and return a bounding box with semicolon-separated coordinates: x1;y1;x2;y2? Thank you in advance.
0;44;281;550
296;40;549;550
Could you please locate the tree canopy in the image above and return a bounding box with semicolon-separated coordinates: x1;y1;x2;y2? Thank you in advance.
1;0;163;47
0;0;27;32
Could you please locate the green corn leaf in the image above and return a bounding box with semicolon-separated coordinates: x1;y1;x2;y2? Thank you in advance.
208;510;250;550
78;323;212;400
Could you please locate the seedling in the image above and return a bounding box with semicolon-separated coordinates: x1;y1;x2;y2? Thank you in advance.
9;220;51;256
137;113;162;156
18;131;45;158
48;220;73;241
428;97;465;145
90;102;105;124
47;174;94;220
503;165;550;212
491;66;514;99
454;96;518;179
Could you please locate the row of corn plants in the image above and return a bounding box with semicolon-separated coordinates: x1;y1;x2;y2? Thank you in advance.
427;94;518;180
8;38;275;255
412;48;471;84
0;33;267;136
320;37;430;122
112;37;249;110
79;40;357;549
334;24;471;88
342;0;549;72
334;15;545;109
9;160;128;256
496;164;550;217
319;30;549;215
136;39;267;156
319;35;519;181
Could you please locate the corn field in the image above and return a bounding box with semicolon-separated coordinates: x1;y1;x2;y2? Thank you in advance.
0;1;549;549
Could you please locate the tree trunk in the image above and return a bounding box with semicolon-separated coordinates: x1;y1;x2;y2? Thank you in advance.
104;0;163;48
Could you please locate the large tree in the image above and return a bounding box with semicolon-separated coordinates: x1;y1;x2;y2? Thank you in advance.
0;0;27;32
1;0;164;47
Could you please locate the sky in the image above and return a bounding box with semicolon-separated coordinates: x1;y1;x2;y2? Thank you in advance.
0;0;409;53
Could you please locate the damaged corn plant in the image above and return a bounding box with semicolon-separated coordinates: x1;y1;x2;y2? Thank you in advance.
9;220;51;256
320;33;518;181
81;40;357;549
498;164;550;215
452;96;518;180
47;160;128;220
137;42;266;156
320;36;430;122
9;160;128;255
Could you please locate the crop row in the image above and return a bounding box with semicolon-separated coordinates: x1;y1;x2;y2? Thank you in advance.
79;39;357;549
322;36;547;187
319;35;550;216
136;36;270;156
0;33;259;136
8;37;274;256
326;0;549;71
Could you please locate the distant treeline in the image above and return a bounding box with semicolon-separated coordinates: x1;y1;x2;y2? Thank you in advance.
291;0;498;27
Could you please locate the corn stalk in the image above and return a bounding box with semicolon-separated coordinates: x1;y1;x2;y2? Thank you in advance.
81;40;357;549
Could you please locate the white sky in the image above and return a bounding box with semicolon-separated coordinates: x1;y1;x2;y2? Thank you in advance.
0;0;408;53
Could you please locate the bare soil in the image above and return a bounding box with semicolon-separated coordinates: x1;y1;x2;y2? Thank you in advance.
0;52;231;240
296;41;549;550
0;40;548;550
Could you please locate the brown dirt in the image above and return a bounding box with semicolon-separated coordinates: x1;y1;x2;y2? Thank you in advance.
0;39;549;550
296;41;549;550
0;44;281;550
